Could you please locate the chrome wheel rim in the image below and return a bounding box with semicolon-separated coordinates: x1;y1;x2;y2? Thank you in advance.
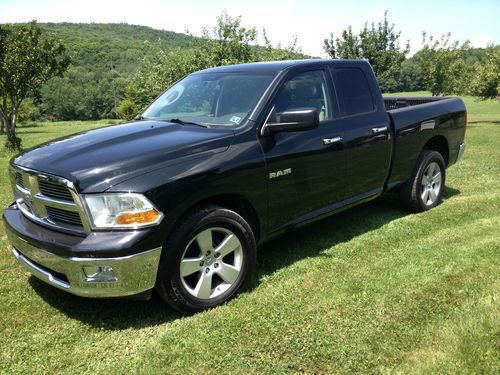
421;161;442;205
179;227;243;300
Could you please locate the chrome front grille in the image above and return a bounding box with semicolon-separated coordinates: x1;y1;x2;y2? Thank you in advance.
9;165;90;234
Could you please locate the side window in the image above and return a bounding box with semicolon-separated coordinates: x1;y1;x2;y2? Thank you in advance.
334;68;375;116
272;70;333;122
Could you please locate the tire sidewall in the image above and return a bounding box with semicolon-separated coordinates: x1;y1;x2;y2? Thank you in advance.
157;206;256;314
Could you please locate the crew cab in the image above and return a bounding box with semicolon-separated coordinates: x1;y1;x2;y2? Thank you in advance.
3;60;466;314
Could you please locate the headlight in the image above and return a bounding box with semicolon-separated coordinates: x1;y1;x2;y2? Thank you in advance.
83;193;163;229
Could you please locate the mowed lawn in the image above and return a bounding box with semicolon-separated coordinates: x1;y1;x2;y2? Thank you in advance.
0;95;499;374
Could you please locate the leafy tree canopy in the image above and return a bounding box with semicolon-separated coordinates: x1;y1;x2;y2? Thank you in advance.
413;33;471;96
0;21;69;149
468;46;500;99
324;11;410;92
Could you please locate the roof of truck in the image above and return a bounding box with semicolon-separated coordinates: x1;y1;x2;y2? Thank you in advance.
194;59;370;74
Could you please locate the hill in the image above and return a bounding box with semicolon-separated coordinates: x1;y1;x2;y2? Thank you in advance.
38;23;196;74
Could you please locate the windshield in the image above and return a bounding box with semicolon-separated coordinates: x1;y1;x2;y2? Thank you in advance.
142;72;275;127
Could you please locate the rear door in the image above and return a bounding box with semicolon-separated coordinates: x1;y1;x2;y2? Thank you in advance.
330;65;392;200
261;68;345;232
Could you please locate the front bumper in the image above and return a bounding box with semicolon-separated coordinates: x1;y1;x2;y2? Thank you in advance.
4;204;162;298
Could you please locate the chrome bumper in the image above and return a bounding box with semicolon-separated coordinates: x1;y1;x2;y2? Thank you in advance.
8;232;161;298
456;142;465;162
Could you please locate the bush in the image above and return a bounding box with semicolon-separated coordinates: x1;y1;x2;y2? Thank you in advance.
117;98;141;120
18;99;42;123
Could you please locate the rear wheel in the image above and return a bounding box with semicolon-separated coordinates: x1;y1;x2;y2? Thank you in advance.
156;205;256;314
401;150;446;212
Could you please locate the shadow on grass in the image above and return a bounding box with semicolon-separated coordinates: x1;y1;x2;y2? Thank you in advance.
467;120;500;125
255;186;460;277
443;186;460;199
19;123;40;129
29;278;181;329
29;186;461;330
17;130;48;135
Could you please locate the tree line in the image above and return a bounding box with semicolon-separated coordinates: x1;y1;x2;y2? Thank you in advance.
1;12;499;150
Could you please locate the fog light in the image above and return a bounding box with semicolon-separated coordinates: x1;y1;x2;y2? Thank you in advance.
83;265;118;282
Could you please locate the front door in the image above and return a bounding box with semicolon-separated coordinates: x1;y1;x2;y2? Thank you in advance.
261;69;345;233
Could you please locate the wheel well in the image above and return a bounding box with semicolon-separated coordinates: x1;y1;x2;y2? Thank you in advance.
423;136;449;166
186;195;261;242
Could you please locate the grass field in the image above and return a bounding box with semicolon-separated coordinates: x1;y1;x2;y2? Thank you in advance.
0;95;499;374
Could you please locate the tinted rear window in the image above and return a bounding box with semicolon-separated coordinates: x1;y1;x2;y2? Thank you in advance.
334;68;375;116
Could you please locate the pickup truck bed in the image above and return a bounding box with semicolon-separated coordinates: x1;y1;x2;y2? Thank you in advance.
383;96;466;189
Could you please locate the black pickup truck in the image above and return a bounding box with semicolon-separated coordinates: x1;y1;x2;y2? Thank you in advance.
4;60;466;313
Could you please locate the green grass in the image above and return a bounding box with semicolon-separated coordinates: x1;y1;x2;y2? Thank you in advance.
1;96;499;374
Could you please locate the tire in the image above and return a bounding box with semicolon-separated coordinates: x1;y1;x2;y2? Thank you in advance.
400;150;446;213
156;205;256;314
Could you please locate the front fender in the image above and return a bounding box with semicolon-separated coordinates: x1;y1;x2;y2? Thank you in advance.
109;134;268;244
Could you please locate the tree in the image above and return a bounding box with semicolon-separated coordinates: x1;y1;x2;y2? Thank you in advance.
0;21;70;150
324;26;361;59
260;30;303;61
323;11;410;92
195;12;258;66
395;58;426;92
413;33;471;96
468;46;500;99
0;103;4;133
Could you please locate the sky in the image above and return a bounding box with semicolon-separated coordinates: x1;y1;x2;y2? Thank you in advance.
0;0;499;57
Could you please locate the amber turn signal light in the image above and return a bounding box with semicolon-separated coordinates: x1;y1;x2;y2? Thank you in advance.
115;209;160;225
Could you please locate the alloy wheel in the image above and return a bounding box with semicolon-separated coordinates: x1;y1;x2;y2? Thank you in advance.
179;227;243;299
421;161;442;205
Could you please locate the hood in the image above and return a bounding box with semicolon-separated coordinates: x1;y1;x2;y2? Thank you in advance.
12;120;234;192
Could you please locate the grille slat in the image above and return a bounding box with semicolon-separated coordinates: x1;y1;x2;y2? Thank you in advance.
38;179;73;201
39;186;69;193
47;210;79;220
15;172;25;188
46;206;83;227
39;187;71;196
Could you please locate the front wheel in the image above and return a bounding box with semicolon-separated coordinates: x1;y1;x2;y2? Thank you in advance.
401;150;446;212
156;205;256;314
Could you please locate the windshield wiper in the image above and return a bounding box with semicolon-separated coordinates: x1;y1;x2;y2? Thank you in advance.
166;118;208;128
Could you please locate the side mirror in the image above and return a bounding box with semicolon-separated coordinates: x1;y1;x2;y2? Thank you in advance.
265;108;320;135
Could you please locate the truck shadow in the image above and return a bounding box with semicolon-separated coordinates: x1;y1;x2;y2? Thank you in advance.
30;186;460;330
255;186;460;280
29;278;180;328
